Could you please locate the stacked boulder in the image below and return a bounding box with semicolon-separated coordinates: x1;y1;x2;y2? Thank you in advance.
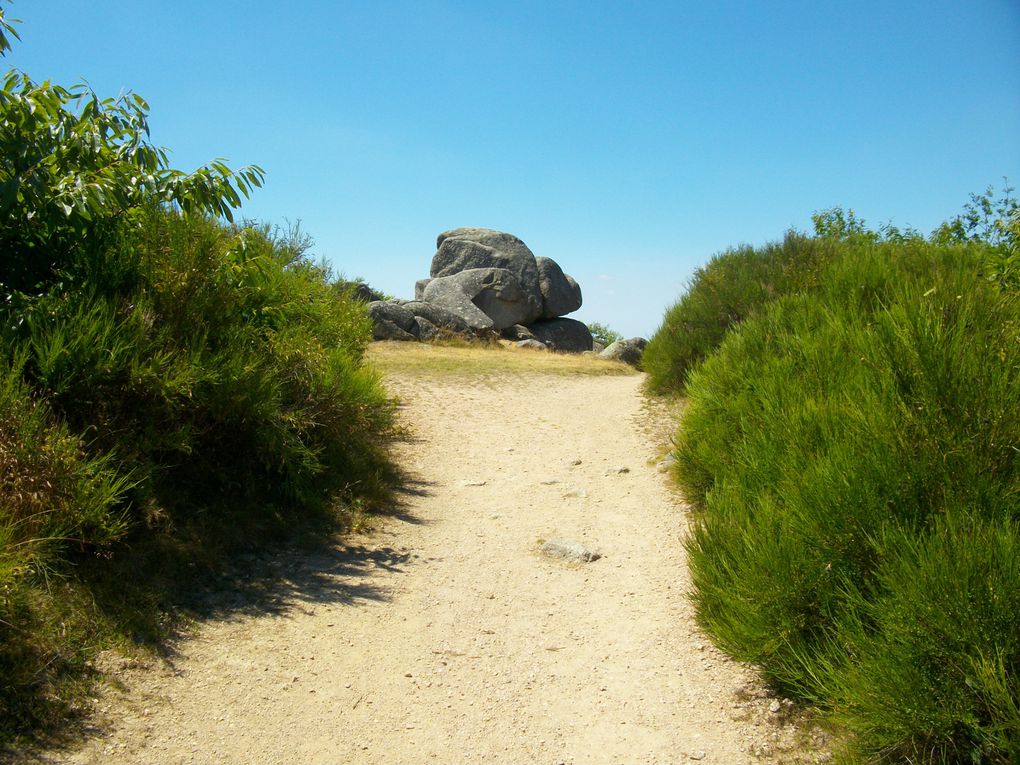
368;228;593;352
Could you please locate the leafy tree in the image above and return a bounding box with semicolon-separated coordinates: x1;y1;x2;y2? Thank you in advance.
587;321;622;346
0;5;264;297
931;180;1019;290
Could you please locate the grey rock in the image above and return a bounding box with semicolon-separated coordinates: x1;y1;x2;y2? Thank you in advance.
527;318;594;353
368;301;416;330
404;301;473;334
422;268;533;330
535;256;582;318
599;337;649;367
367;301;417;341
413;315;441;342
539;539;601;563
501;323;537;341
414;278;432;301
430;231;543;322
656;453;677;473
592;341;606;353
516;339;548;350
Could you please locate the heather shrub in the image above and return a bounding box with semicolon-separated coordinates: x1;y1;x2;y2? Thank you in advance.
677;239;1020;762
643;232;840;393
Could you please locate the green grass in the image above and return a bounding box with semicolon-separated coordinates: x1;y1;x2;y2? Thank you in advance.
368;339;638;377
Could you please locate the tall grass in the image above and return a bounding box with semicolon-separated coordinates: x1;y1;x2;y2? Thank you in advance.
674;239;1020;762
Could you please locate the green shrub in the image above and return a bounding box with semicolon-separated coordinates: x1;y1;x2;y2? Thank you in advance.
676;239;1020;762
0;12;396;742
0;359;131;734
642;232;841;393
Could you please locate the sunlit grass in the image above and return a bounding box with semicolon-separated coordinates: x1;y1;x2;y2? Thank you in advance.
367;340;637;377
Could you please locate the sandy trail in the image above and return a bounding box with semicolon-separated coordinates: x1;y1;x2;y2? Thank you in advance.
37;367;820;765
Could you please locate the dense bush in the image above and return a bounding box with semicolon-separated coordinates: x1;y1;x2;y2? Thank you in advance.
1;9;395;742
675;239;1020;762
642;232;842;393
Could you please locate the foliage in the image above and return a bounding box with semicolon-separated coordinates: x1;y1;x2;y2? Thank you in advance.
0;4;17;55
0;8;263;300
586;321;622;347
0;12;396;744
642;232;840;393
644;182;1017;396
675;239;1020;763
932;181;1020;291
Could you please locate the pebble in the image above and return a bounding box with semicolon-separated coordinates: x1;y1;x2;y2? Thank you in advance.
461;480;487;487
606;466;630;474
539;539;601;563
769;700;782;713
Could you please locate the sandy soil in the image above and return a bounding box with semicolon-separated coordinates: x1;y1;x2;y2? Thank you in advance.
28;365;829;765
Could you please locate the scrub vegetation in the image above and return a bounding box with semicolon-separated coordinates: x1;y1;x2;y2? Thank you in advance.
0;9;395;745
649;184;1020;763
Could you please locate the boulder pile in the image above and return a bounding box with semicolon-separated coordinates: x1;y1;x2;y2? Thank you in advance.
368;228;594;352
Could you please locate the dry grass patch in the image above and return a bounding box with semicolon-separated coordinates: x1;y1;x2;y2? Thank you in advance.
367;340;637;378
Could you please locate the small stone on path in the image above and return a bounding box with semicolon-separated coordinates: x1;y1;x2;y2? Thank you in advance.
539;539;601;563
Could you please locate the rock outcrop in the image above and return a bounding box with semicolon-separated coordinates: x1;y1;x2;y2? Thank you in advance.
430;232;544;323
599;337;648;367
527;318;593;353
367;301;417;341
368;227;596;351
535;256;582;319
422;268;533;331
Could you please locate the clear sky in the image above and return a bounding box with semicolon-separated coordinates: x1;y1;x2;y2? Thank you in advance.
6;1;1019;337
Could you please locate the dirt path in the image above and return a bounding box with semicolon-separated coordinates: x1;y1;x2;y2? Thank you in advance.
36;366;824;765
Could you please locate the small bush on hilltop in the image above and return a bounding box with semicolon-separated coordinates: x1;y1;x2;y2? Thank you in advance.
675;235;1020;762
0;8;395;743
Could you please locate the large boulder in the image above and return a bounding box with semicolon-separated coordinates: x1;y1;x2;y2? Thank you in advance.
404;301;473;335
414;278;432;301
422;268;535;331
412;315;441;342
367;301;417;341
527;318;593;352
501;323;537;342
599;337;648;367
430;230;543;323
535;256;582;318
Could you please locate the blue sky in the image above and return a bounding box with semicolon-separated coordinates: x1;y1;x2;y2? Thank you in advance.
6;1;1019;337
